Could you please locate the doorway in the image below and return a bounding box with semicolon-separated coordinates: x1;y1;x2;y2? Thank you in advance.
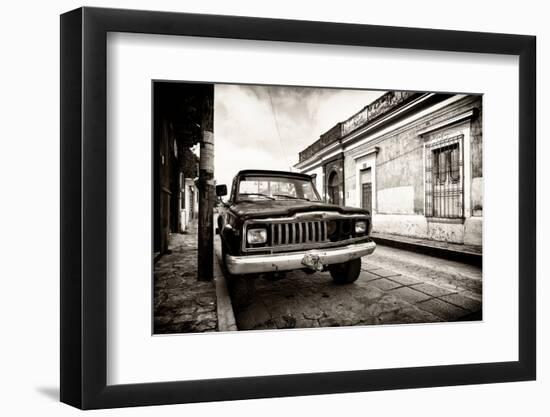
328;171;340;205
360;167;372;214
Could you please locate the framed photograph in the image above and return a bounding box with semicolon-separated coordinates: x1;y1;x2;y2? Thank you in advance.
60;6;536;409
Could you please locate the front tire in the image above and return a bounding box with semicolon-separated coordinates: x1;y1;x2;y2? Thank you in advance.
328;258;362;284
221;240;256;309
228;275;257;310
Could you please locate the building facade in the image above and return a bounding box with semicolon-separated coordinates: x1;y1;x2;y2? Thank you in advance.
181;176;199;231
295;91;482;246
154;82;214;265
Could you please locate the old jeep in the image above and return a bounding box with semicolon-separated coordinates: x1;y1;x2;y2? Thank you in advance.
216;170;376;305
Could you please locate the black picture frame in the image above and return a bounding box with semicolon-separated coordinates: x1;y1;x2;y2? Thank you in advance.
60;6;536;410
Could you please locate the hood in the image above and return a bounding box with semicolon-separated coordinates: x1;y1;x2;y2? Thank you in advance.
228;199;369;220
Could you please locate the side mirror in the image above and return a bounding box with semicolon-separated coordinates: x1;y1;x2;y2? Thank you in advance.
216;184;228;197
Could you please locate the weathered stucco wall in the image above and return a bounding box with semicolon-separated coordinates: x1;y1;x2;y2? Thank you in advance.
343;95;483;245
373;214;428;238
375;136;424;215
377;185;416;214
470;104;483;217
344;154;357;206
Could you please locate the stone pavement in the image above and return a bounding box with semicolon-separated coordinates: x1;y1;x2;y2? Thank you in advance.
367;245;482;295
358;262;481;322
228;244;482;331
153;226;482;332
154;221;218;334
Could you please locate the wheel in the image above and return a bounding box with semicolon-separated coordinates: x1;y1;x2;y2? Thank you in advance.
221;240;256;309
328;258;362;284
220;239;230;275
228;275;257;310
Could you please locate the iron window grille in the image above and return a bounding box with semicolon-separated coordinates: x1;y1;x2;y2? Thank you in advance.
425;134;464;219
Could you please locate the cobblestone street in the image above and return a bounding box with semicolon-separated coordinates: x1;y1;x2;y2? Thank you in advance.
215;237;482;331
154;230;482;334
154;222;218;334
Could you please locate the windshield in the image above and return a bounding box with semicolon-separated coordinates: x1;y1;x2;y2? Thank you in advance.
236;175;321;202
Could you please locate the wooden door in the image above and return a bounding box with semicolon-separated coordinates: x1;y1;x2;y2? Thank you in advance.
362;183;372;214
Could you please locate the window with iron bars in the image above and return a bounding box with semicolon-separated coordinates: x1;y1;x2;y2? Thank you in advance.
425;134;464;218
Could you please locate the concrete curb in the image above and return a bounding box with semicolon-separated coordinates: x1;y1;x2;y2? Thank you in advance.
371;234;482;267
213;242;238;332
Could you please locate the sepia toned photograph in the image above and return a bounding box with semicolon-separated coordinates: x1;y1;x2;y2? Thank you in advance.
153;81;483;334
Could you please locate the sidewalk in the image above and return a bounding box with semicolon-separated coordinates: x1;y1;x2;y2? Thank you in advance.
153;221;218;334
371;232;482;267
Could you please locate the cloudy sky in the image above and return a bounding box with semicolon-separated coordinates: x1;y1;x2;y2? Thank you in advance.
213;84;385;188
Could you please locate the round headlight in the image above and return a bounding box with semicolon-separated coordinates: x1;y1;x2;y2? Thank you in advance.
247;228;267;244
355;221;367;234
326;220;337;236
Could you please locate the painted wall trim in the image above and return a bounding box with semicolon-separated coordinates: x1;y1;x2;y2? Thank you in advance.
418;109;476;136
343;94;468;154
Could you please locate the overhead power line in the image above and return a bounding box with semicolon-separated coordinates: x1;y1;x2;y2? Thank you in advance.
266;87;292;172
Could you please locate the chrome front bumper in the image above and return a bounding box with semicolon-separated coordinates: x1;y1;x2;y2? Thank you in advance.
225;241;376;275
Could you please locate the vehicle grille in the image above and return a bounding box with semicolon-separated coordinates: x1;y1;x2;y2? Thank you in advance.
270;221;328;246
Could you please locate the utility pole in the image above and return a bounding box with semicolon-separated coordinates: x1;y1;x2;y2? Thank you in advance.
197;85;214;281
